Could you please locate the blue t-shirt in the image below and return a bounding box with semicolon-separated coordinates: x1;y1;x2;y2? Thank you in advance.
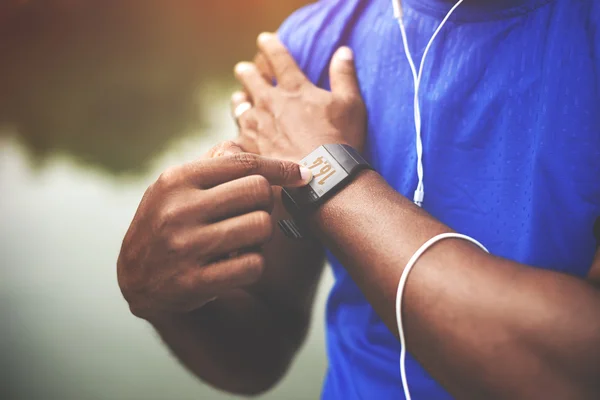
278;0;600;398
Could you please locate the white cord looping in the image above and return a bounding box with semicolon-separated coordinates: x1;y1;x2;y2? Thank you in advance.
392;0;465;207
396;233;489;400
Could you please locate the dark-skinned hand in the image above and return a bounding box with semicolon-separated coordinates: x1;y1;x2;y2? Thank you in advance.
117;141;312;321
231;33;367;161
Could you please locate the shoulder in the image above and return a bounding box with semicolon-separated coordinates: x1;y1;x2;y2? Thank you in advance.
277;0;372;86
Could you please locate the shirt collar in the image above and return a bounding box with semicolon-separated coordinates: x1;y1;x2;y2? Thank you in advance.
401;0;555;22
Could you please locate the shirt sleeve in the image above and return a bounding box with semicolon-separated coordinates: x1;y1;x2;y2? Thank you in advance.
276;0;364;89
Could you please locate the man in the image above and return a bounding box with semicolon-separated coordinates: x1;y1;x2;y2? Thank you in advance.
117;0;600;398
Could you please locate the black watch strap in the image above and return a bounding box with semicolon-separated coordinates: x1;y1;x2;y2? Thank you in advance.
278;144;372;240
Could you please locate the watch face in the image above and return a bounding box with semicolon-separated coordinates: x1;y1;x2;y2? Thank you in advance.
300;146;349;198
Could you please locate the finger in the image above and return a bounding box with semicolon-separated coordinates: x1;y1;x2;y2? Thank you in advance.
329;47;361;104
253;52;275;84
230;91;250;118
190;175;275;222
237;107;258;132
203;141;244;159
188;253;266;298
234;62;273;107
194;211;274;261
184;153;313;188
257;32;307;90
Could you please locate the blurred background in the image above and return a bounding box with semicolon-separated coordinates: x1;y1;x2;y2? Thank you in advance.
0;1;335;399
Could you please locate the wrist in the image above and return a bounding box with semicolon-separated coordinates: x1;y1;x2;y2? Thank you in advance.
308;168;377;224
278;143;373;239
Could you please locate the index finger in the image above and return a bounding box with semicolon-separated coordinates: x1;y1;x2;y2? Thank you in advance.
257;32;307;90
185;153;313;188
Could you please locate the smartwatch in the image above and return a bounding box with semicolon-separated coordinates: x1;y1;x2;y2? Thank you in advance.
278;144;373;239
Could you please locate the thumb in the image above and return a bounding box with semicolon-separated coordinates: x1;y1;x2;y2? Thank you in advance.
329;47;360;103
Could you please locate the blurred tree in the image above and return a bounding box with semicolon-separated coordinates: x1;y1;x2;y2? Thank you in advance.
0;0;308;175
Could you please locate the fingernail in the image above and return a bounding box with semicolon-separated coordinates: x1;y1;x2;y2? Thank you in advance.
257;32;274;44
234;62;253;74
231;91;247;102
336;47;353;61
300;167;313;183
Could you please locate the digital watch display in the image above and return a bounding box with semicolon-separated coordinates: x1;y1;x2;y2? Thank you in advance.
278;144;373;239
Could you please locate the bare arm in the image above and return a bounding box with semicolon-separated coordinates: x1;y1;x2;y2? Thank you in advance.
234;35;600;399
119;30;368;393
150;189;325;395
117;144;325;395
118;33;368;393
150;37;366;394
309;170;600;399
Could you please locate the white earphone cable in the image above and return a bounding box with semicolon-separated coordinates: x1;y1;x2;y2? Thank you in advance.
396;233;489;400
393;0;465;207
391;1;472;399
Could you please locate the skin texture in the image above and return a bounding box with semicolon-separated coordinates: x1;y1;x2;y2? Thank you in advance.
116;37;365;394
310;170;600;399
116;143;327;394
232;34;366;160
233;34;600;399
118;30;600;397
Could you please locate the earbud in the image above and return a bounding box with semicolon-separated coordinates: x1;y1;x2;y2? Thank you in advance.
392;0;403;19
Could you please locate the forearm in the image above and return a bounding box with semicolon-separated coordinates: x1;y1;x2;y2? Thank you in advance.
309;170;600;398
150;195;324;395
151;288;302;395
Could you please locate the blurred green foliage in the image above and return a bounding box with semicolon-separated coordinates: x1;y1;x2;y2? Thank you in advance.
0;0;308;174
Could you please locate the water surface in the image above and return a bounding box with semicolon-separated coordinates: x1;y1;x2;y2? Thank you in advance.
0;2;332;399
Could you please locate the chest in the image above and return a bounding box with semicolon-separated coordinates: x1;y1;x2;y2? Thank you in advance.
345;5;600;274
